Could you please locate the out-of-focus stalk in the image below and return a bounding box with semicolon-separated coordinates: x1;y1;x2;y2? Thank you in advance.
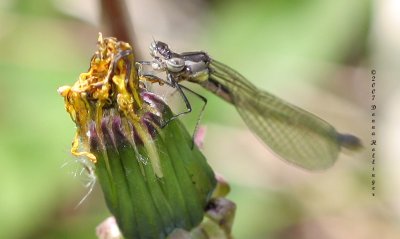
58;34;219;238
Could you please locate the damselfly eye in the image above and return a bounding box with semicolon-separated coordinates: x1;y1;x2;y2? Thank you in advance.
166;57;185;72
149;41;157;57
155;41;171;58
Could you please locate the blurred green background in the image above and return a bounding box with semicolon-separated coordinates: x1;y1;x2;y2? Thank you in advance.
1;0;399;238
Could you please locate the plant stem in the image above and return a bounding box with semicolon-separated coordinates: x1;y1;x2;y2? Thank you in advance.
100;0;141;58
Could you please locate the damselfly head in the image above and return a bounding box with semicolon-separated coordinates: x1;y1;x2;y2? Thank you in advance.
150;41;172;59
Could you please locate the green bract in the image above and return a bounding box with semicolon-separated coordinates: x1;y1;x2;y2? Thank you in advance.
91;92;217;238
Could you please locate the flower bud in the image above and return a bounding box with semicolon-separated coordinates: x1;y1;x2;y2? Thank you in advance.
59;33;216;238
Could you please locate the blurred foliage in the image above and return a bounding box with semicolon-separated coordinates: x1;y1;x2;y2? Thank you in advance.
0;0;379;239
0;1;104;238
201;0;370;125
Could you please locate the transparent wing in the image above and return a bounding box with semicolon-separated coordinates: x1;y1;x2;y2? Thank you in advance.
209;60;342;170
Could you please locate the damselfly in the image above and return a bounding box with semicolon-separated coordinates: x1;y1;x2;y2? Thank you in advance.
136;41;362;170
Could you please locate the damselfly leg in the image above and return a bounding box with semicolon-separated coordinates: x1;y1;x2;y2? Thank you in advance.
137;61;208;145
